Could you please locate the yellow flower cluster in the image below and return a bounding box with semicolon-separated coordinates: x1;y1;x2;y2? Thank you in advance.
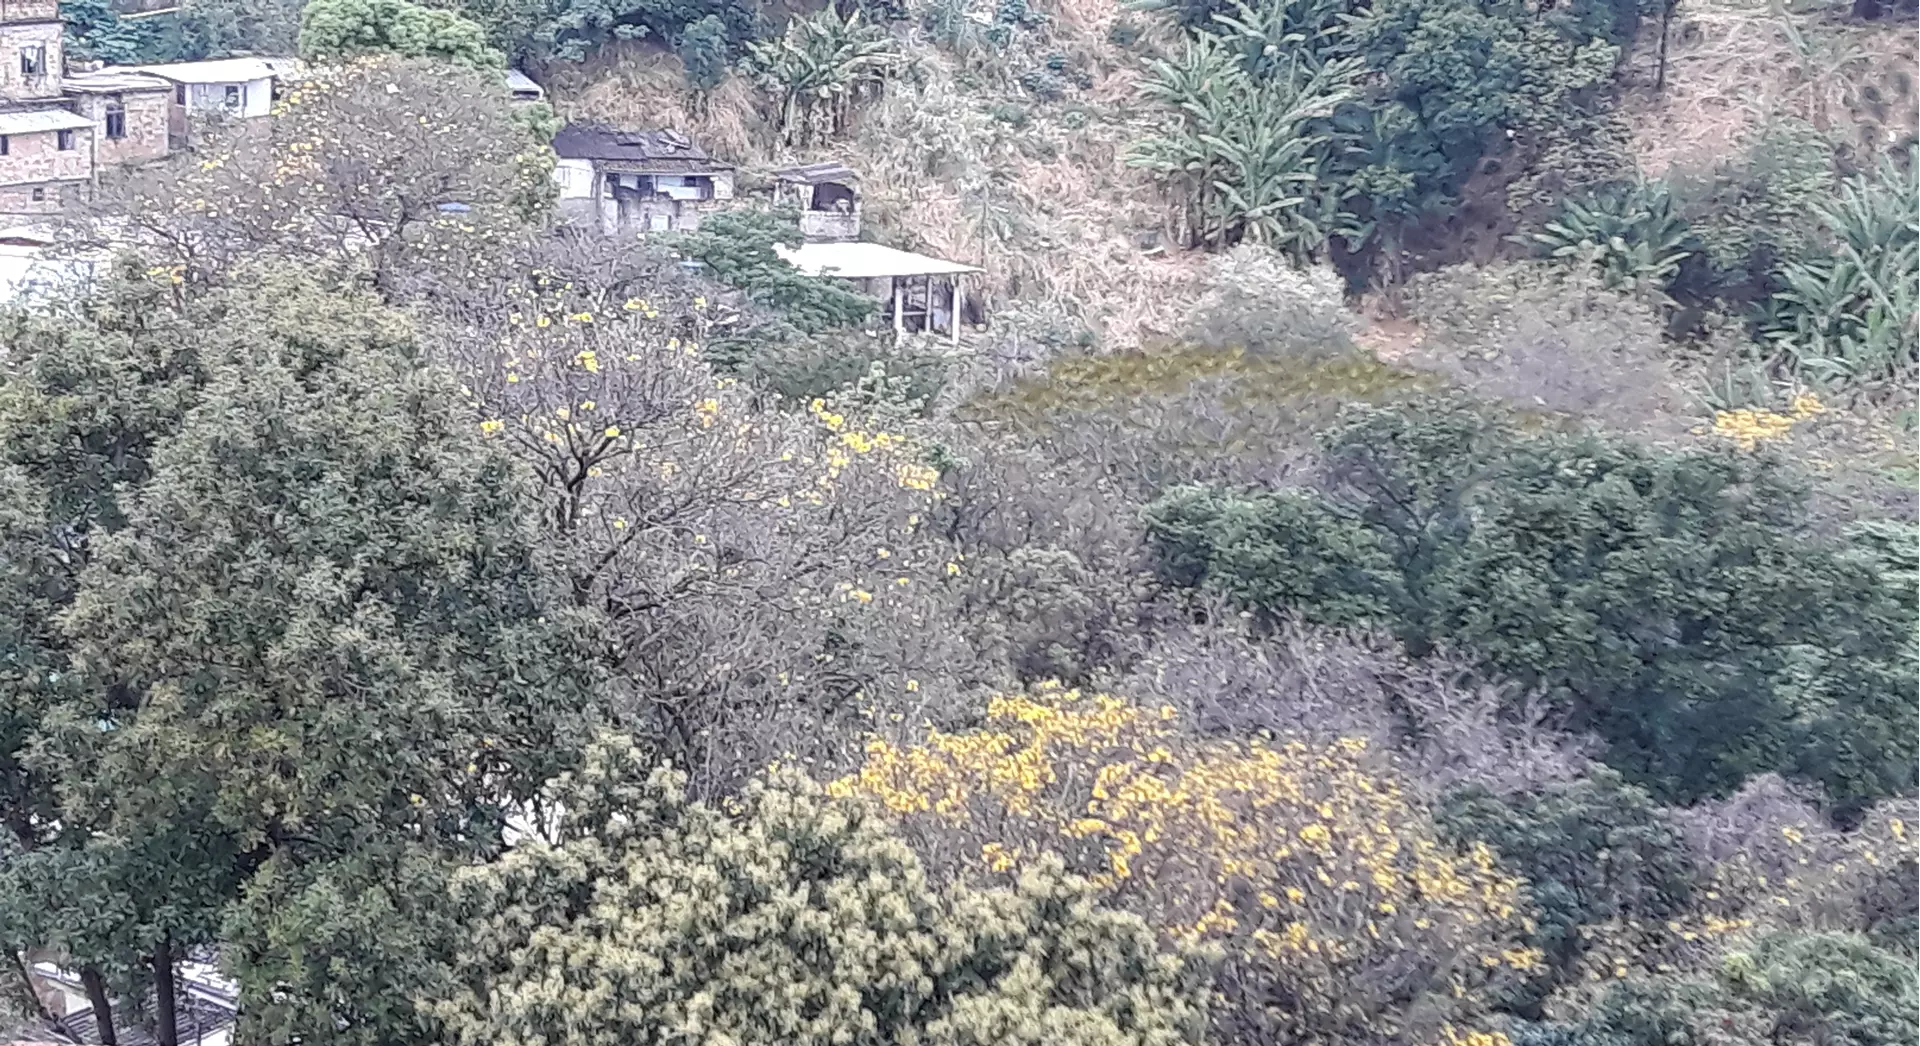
1705;392;1824;450
830;685;1539;1023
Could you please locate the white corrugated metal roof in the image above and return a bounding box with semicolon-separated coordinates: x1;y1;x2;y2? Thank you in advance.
0;109;94;135
131;57;287;83
775;241;981;279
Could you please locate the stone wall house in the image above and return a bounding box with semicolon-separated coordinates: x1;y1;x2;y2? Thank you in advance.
65;68;173;167
552;122;735;235
0;1;174;217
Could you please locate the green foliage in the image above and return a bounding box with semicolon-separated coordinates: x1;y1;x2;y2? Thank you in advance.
1135;0;1641;282
1142;398;1919;806
299;0;507;69
1128;0;1359;254
1528;181;1695;293
677;12;732;91
1671;120;1837;296
0;267;605;1045
433;734;1217;1046
1580;932;1919;1046
1760;148;1919;395
453;0;756;64
743;6;905;147
671;207;876;334
62;0;165;64
1438;771;1697;1011
170;0;307;59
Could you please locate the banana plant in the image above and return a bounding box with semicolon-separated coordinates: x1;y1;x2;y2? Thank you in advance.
744;7;905;147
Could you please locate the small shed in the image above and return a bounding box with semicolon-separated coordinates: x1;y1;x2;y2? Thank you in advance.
774;161;859;242
775;241;982;344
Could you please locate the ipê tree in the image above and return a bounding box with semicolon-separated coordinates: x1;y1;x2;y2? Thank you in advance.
73;54;555;296
829;685;1544;1046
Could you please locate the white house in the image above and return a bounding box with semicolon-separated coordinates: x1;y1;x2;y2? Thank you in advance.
129;57;296;141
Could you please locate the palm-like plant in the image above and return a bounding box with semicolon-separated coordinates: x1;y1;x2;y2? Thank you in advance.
744;7;905;147
1528;181;1694;291
1128;18;1358;255
1762;148;1919;393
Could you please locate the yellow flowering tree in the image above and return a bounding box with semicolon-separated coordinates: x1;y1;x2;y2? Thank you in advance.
77;54;549;291
828;685;1541;1046
435;253;981;793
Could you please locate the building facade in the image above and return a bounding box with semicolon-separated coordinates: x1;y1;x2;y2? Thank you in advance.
553;122;735;234
0;0;172;215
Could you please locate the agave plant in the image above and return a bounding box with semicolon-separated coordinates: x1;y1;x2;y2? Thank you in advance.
1529;181;1695;292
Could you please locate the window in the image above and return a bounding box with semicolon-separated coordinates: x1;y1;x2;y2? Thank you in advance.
30;187;44;202
105;100;125;139
175;83;186;105
224;84;242;110
0;135;10;156
56;128;73;151
19;45;43;78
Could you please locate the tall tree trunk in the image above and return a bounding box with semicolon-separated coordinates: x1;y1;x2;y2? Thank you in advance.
81;966;117;1046
152;938;178;1046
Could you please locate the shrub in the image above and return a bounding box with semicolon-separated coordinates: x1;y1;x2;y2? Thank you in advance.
1180;244;1358;357
1401;261;1677;425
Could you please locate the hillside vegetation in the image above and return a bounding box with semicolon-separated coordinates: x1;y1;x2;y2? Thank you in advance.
0;0;1914;1044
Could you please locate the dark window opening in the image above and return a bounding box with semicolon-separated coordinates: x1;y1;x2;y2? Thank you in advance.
30;187;44;202
105;101;125;140
0;135;11;155
56;128;74;150
175;83;186;105
19;45;44;77
809;181;856;213
224;84;242;109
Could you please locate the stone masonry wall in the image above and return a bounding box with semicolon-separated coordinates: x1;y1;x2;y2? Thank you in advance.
0;20;62;102
0;126;92;187
76;90;169;166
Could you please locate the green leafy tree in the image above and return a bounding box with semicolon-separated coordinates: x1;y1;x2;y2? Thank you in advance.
1438;770;1698;1013
452;0;756;64
1143;398;1918;807
432;734;1217;1046
62;0;165;64
677;11;731;91
299;0;507;69
670;207;876;334
1;266;605;1046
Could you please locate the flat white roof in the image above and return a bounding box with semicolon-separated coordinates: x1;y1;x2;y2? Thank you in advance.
63;68;174;93
505;69;544;96
131;57;289;83
0;110;94;135
775;241;981;279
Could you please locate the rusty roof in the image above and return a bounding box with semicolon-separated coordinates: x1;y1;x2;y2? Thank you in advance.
552;123;731;169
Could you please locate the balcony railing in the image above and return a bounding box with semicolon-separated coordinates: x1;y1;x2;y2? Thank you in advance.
799;209;859;242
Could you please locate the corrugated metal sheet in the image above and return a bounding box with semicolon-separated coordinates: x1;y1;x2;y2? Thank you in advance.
775;242;981;279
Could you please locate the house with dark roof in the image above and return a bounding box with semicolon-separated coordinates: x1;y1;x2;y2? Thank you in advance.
551;121;735;234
